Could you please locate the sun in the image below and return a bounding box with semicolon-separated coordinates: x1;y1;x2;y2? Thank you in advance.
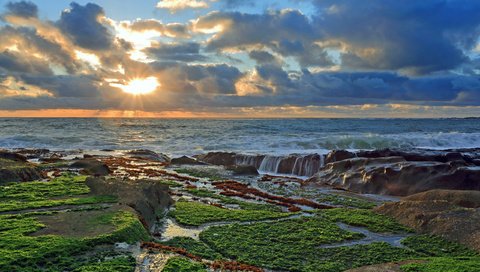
112;77;160;95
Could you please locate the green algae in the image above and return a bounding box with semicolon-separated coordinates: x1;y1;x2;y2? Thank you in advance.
318;208;413;233
0;174;117;212
186;188;281;211
0;211;148;271
169;200;292;226
162;257;206;272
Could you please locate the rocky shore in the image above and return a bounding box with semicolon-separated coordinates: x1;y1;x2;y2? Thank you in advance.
0;147;479;271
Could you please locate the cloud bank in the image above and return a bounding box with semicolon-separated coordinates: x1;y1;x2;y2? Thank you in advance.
0;0;479;117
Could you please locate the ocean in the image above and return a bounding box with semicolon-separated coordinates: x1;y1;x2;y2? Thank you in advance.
0;118;479;156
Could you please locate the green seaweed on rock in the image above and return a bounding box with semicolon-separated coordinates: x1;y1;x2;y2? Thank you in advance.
169;200;292;226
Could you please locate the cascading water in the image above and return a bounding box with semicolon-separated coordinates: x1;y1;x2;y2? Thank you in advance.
234;154;325;177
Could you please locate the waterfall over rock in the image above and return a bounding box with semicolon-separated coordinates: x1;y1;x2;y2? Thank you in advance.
235;154;324;177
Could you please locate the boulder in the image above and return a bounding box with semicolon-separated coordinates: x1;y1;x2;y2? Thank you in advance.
171;156;205;165
0;151;27;162
376;189;480;252
0;166;44;184
325;150;356;164
126;149;170;163
0;158;44;184
309;156;480;196
86;177;173;229
70;158;111;176
195;152;237;166
226;165;259;176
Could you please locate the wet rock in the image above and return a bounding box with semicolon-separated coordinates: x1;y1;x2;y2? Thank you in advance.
70;158;111;176
171;156;206;165
355;148;470;163
226;165;259;176
195;152;237;166
0;158;44;184
325;150;356;164
0;166;44;184
39;153;63;163
86;177;173;229
14;148;50;159
235;153;323;176
126;149;170;163
376;189;480;252
0;151;27;162
309;156;480;196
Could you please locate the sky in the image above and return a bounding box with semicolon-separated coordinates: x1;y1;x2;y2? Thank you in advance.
0;0;479;118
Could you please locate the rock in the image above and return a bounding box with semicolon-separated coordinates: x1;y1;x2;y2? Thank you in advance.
70;159;111;176
0;167;44;184
171;156;205;165
308;156;480;196
126;149;170;163
14;148;50;159
0;151;27;162
195;152;237;166
355;148;469;164
39;153;63;163
86;177;173;229
226;165;259;176
325;150;356;164
0;158;44;184
376;189;480;252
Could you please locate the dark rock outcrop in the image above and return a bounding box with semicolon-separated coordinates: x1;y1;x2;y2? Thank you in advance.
86;177;173;229
0;151;27;162
308;156;480;196
0;166;44;184
70;159;111;176
325;150;356;164
376;189;480;252
195;152;237;166
125;149;170;163
0;156;44;184
171;156;205;165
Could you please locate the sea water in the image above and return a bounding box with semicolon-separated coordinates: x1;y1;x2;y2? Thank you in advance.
0;118;479;156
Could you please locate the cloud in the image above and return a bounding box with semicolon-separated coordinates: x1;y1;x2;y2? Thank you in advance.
248;50;279;65
4;1;38;18
311;0;480;74
144;42;206;62
57;2;113;50
128;19;191;38
156;0;209;12
0;0;480;116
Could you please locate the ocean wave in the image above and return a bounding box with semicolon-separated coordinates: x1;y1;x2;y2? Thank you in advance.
0;119;479;155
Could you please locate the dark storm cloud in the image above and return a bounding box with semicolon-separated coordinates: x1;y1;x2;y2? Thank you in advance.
144;42;206;62
199;9;315;50
0;26;80;74
19;74;102;98
248;50;277;64
57;2;113;50
0;50;53;75
311;0;480;74
0;0;480;113
5;1;38;18
151;62;243;94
